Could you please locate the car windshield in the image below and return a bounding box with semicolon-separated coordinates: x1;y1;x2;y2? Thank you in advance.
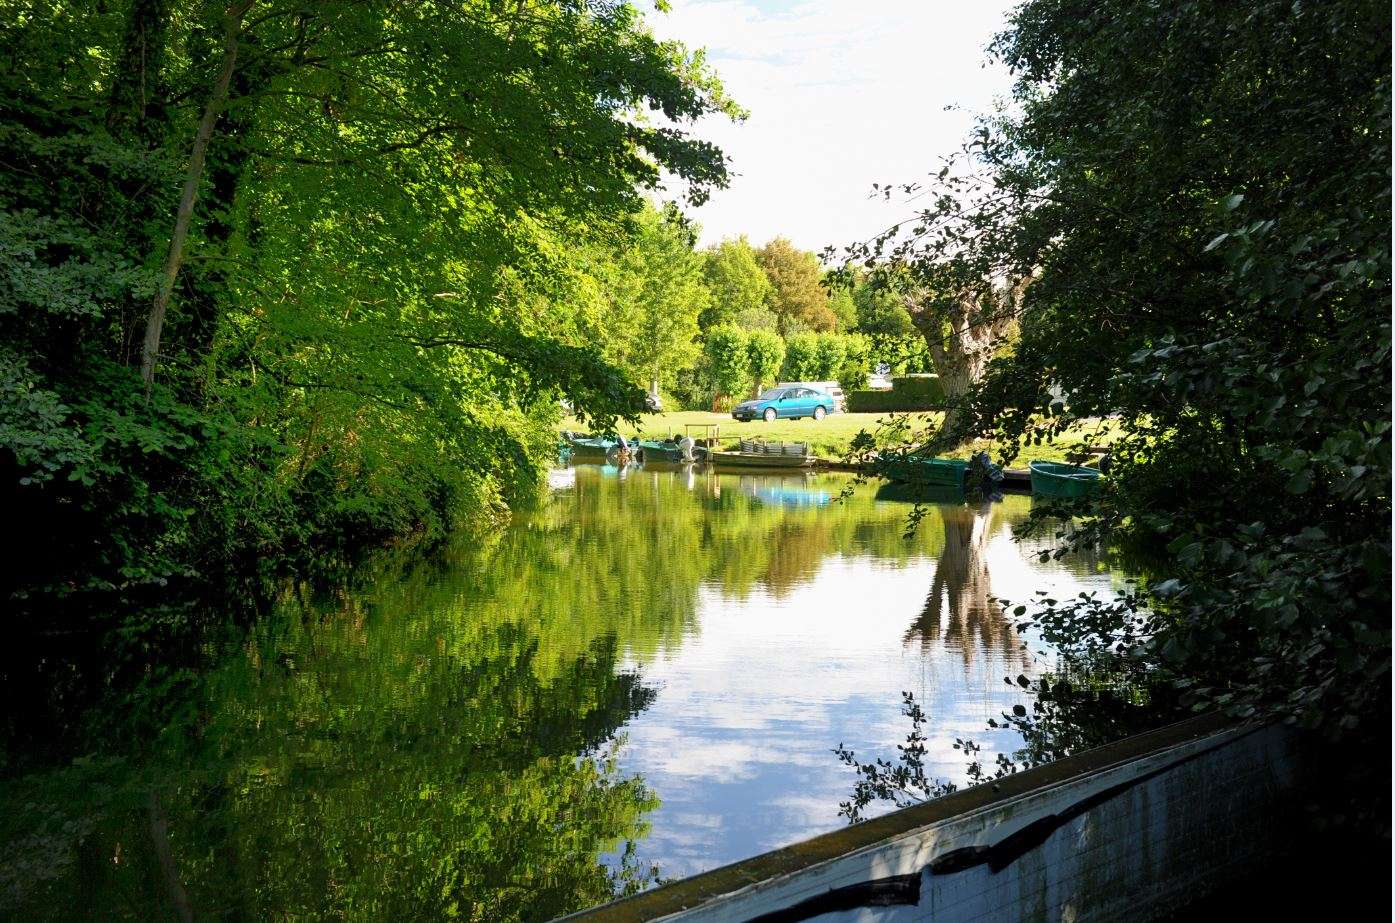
757;389;787;401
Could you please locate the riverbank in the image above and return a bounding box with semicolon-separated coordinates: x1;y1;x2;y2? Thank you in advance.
560;411;1122;463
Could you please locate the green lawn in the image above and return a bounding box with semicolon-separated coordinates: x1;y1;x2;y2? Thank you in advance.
561;410;1123;465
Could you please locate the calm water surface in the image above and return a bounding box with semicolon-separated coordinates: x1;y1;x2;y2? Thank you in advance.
2;464;1117;920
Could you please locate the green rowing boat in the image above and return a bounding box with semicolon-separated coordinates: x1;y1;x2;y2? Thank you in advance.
637;440;687;463
565;435;621;457
1028;460;1102;498
879;454;968;491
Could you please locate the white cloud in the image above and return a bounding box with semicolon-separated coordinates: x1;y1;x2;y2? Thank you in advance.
647;0;1018;254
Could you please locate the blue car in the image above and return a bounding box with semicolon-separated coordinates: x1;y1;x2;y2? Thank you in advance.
732;386;836;422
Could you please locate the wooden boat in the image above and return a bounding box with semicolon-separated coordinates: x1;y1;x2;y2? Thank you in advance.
709;439;813;469
879;454;968;491
709;451;812;469
1029;460;1102;498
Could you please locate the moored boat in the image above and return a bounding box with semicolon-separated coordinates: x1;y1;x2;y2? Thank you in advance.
1028;460;1102;498
709;439;813;469
636;439;687;463
563;434;620;457
708;451;812;469
879;453;968;490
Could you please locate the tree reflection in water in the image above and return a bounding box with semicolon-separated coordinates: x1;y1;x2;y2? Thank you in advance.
1;466;1114;921
1;623;660;922
903;502;1025;668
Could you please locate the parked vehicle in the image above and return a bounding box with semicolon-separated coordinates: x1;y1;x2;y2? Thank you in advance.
778;380;846;412
866;372;893;391
731;386;836;422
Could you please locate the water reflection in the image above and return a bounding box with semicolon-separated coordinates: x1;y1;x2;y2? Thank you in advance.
904;503;1024;668
0;466;1115;920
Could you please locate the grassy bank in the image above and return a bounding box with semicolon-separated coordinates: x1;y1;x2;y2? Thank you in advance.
560;411;1122;465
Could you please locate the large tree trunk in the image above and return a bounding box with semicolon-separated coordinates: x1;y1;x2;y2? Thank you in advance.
140;1;255;391
903;272;1035;440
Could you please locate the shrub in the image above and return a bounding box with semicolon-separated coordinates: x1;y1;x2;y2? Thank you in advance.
745;329;786;394
702;326;752;404
780;331;820;381
846;375;944;412
811;333;846;380
890;375;944;404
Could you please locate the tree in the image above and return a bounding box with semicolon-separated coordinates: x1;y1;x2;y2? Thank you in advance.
780;332;819;381
811;333;847;381
700;236;771;330
852;275;915;338
758;238;835;334
701;326;751;407
595;206;710;400
834;333;873;394
1;1;739;617
902;274;1031;438
745;329;785;396
827;286;857;331
843;0;1391;760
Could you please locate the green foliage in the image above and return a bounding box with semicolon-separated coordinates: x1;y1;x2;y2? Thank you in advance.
592;205;710;395
701;325;751;403
745;329;786;393
811;334;846;380
890;375;945;404
845;0;1391;746
779;331;818;380
758;237;835;334
846;376;945;414
700;235;771;330
1;1;736;617
780;331;858;382
833;333;872;394
852;276;915;337
827;286;857;331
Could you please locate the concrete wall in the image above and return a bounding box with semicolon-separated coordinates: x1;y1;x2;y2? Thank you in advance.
570;716;1304;922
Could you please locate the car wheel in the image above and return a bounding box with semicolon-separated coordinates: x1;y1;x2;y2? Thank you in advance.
813;405;826;421
763;407;777;423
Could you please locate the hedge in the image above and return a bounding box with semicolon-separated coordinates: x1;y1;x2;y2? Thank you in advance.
846;374;944;412
890;375;944;403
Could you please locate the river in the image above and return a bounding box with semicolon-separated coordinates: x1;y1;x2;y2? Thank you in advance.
0;464;1119;921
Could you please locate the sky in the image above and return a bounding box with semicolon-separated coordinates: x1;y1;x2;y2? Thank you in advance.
645;0;1018;255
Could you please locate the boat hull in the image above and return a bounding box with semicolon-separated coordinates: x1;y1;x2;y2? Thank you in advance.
880;455;968;490
637;443;687;463
1029;460;1102;498
565;437;619;458
709;451;812;469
